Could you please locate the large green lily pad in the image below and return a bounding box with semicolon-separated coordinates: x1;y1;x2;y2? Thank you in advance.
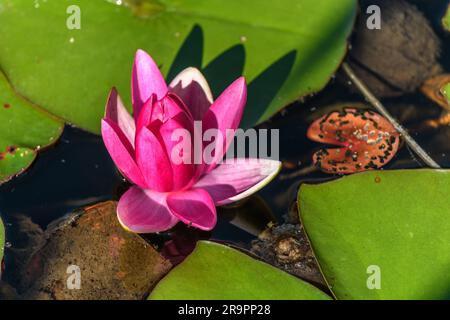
298;170;450;300
0;71;63;183
149;241;331;300
0;0;356;132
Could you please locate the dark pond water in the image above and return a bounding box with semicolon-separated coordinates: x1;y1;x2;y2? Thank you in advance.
1;0;450;282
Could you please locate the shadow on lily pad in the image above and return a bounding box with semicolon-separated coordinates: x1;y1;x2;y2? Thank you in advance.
167;25;296;129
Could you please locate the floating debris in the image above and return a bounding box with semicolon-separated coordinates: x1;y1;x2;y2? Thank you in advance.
307;108;400;174
347;0;442;97
251;223;326;288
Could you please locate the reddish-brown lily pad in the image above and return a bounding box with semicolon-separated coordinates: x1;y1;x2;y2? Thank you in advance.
307;108;400;174
14;201;171;300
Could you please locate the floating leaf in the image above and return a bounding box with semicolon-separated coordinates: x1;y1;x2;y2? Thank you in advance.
0;71;63;183
298;170;450;300
149;241;331;300
307;108;400;174
0;0;356;132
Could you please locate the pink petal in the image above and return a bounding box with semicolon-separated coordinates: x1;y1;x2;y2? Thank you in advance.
105;88;136;147
132;49;168;119
169;67;213;121
153;93;193;123
167;93;194;121
142;94;192;128
158;116;196;190
139;95;197;190
194;158;281;205
136;94;155;133
117;186;179;233
166;188;217;231
135;126;173;192
202;77;247;172
101;119;147;189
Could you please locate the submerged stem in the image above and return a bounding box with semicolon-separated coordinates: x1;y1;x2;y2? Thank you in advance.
342;62;441;169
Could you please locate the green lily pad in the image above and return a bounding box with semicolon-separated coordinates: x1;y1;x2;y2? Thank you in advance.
149;241;331;300
298;170;450;300
0;71;63;183
0;0;356;132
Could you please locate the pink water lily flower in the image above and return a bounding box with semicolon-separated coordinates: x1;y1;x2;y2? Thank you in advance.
101;49;281;233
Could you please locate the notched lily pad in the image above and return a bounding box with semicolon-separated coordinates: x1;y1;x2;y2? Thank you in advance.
307;108;400;174
0;0;356;132
15;201;171;300
0;71;63;184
